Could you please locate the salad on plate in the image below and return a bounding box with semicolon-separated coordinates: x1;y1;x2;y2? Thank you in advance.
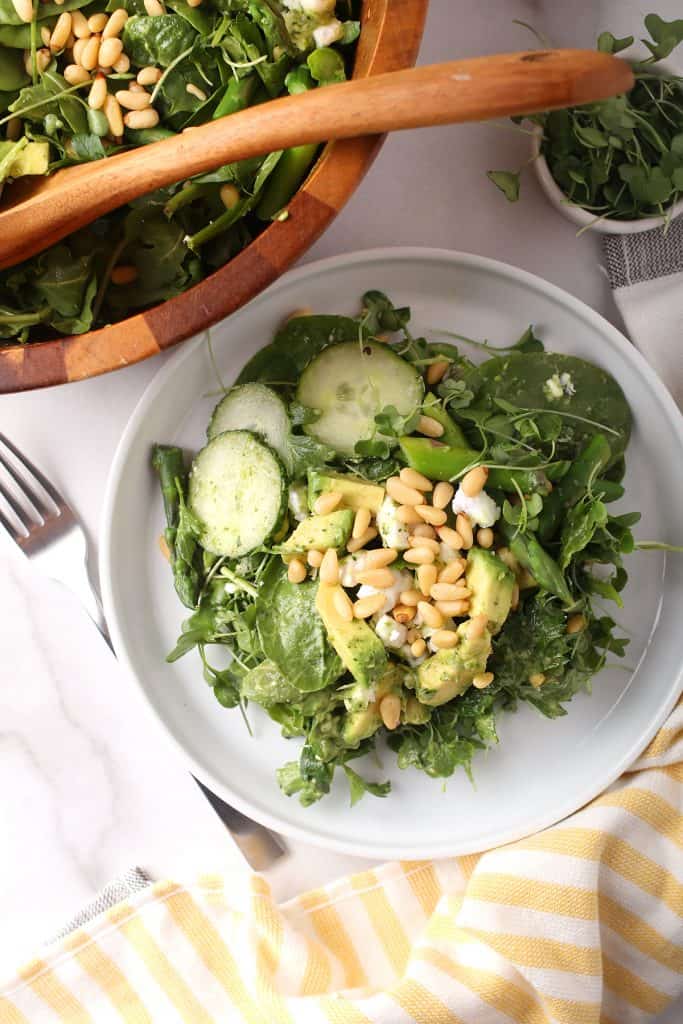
153;289;641;807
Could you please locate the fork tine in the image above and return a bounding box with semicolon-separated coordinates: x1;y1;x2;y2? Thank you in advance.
0;504;21;541
0;433;61;516
0;478;33;532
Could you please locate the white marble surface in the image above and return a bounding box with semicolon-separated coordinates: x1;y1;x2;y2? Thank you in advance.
1;2;681;1016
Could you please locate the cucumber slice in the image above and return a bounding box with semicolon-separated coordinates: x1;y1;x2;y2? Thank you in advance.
296;342;423;456
189;430;286;557
208;383;292;472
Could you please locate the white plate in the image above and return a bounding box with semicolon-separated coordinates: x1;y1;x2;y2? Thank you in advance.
101;248;683;860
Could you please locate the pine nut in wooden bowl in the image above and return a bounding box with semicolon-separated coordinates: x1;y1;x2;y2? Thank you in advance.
0;0;427;393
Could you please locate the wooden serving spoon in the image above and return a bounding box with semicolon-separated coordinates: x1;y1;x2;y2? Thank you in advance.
0;49;632;271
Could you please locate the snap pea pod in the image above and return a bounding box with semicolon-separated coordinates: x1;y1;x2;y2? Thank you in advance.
421;393;468;447
500;522;574;607
212;75;258;121
125;127;175;146
255;143;318;220
538;434;611;541
399;437;551;494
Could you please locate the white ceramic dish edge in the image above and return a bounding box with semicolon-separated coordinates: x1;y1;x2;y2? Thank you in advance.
100;247;683;860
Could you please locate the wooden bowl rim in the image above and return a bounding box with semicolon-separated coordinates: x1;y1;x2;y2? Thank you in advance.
0;0;427;394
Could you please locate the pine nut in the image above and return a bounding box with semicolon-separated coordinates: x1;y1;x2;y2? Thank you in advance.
364;548;397;569
219;183;240;209
144;0;165;14
41;25;51;46
399;466;432;492
435;600;470;617
410;638;426;658
137;65;161;85
477;527;494;549
352;507;371;540
399;589;421;607
395;504;422;525
72;37;88;64
287;558;307;583
404;546;435;565
417;415;444;438
88;73;107;110
431;582;471;601
432;481;454;509
112;53;130;72
437;525;463;549
347;527;377;553
123;107;159;128
5;117;21;141
415;505;447;527
426;359;449;386
88;12;108;32
104;92;124;136
406;629;419;644
386;477;423;506
511;583;519;610
12;0;33;24
393;604;415;625
333;587;353;623
379;694;401;730
497;547;519;572
27;48;51;74
431;629;458;650
111;265;138;285
287;306;312;321
313;490;342;515
319;548;339;585
467;613;489;640
71;11;91;37
186;82;207;101
158;533;170;561
103;8;128;37
416;564;438;596
417;601;443;629
408;537;440;556
439;560;466;584
186;0;203;6
353;593;385;619
455;513;473;549
64;63;90;84
355;568;395;589
567;614;586;635
529;672;546;688
98;37;123;68
412;523;436;539
116;88;151;110
80;35;100;70
472;672;495;689
66;31;75;47
461;465;489;497
129;82;145;92
306;549;323;568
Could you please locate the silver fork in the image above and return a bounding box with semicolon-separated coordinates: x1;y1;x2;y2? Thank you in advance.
0;433;285;871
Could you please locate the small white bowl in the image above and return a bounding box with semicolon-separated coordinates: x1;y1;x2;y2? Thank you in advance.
531;123;683;236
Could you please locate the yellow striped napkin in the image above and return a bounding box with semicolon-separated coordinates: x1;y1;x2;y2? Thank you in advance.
2;699;681;1024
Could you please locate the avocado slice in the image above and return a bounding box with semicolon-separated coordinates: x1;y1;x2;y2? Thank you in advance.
417;622;492;706
281;508;354;553
316;582;387;686
465;547;515;634
0;140;49;183
307;469;385;513
343;703;382;746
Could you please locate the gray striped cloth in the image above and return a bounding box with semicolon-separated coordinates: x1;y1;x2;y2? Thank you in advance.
603;217;683;408
49;867;152;942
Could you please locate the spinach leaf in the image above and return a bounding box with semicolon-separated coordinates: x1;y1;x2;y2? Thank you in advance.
31;245;94;319
277;745;333;806
237;314;361;383
122;14;197;67
255;560;343;691
240;659;301;705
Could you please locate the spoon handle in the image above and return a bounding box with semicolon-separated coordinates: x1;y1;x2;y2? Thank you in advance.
0;50;632;269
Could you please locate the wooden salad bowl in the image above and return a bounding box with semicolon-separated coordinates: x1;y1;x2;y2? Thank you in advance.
0;0;428;394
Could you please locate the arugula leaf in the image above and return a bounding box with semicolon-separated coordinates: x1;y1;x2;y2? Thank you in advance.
287;432;335;476
361;289;411;335
559;494;608;569
343;765;391;806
